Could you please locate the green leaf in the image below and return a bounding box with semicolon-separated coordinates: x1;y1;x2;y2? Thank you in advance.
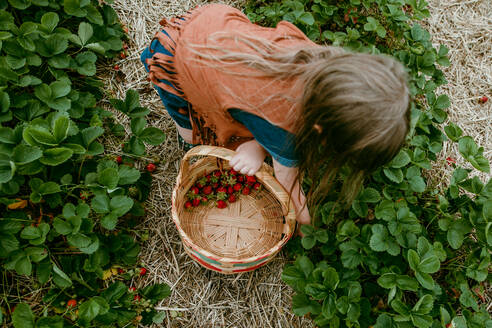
292;293;321;316
296;255;313;278
359;187;380;203
53;217;73;235
413;294;433;314
92;194;110;213
298;12;314;25
118;165;140;185
301;235;316;249
377;273;397;289
50;81;71;98
101;213;118;230
110;195;134;216
131;117;146;136
370;224;400;255
52;115;70;143
408;175;426;192
396;275;419;291
458;136;478;159
408;249;420;271
78;298;102;324
323;267;339;290
12;303;34;328
78;22;93;45
40;148;73;166
52;264;72;288
15;255;32;275
38;182;60;195
418;255;440;273
415;271;434;290
98;167;119;189
141;283;172;300
81;126;104;146
35;316;64;328
129;136;145;155
383;167;404;183
139;127;166;145
152;311;166;324
12;145;42;165
25;126;57;146
41;12;59;33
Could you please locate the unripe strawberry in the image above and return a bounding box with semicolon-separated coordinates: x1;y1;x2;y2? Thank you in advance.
184;201;192;209
228;194;237;203
217;200;227;209
242;186;250;195
67;299;77;308
139;267;147;276
202;185;213;195
146;163;156;172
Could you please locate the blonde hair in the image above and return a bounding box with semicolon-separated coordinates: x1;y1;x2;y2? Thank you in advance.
186;33;410;208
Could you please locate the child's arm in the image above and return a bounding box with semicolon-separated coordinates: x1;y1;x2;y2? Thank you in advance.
272;158;311;226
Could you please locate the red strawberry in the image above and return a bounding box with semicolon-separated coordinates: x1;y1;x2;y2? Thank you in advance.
344;13;349;23
213;170;222;178
192;198;200;207
190;186;200;195
120;52;127;59
184;201;192;209
114;64;120;71
206;175;211;182
233;183;242;192
118;268;125;274
202;185;213;195
216;186;227;193
227;186;234;195
253;182;261;191
229;168;238;175
116;156;122;164
446;324;451;328
352;16;358;24
237;175;244;182
133;295;141;301
446;157;456;165
201;196;208;203
67;299;77;308
123;42;128;50
242;186;251;195
146;163;156;172
246;176;256;185
212;182;219;189
479;96;488;104
139;267;147;276
217;200;227;209
129;287;136;292
228;194;237;203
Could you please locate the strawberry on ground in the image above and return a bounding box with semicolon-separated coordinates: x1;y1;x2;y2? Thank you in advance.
129;287;136;292
146;163;156;172
479;96;488;103
116;156;122;164
139;267;147;276
133;295;141;301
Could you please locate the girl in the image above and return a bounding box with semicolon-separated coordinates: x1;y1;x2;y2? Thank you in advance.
141;4;410;226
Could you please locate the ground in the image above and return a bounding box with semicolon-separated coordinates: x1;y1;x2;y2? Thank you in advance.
108;0;491;326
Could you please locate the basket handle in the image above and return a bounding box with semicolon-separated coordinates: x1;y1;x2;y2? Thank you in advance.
179;145;291;215
180;145;273;176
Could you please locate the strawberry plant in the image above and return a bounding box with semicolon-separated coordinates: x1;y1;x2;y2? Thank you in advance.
245;1;491;327
0;0;169;326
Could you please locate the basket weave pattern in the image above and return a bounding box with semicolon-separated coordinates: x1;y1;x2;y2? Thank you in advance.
171;146;296;274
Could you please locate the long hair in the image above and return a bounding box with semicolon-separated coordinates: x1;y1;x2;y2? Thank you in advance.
186;32;410;209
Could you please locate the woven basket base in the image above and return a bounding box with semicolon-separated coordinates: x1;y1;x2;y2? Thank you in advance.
179;189;286;260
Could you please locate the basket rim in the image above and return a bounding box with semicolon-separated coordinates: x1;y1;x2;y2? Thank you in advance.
171;147;297;264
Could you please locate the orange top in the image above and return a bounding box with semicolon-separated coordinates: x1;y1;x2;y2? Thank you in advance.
145;4;319;148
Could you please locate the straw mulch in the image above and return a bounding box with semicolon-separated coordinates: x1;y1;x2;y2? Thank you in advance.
107;0;491;327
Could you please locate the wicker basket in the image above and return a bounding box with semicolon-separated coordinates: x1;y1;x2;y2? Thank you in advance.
171;145;297;274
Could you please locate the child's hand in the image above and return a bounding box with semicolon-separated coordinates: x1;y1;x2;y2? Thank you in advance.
229;139;268;176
